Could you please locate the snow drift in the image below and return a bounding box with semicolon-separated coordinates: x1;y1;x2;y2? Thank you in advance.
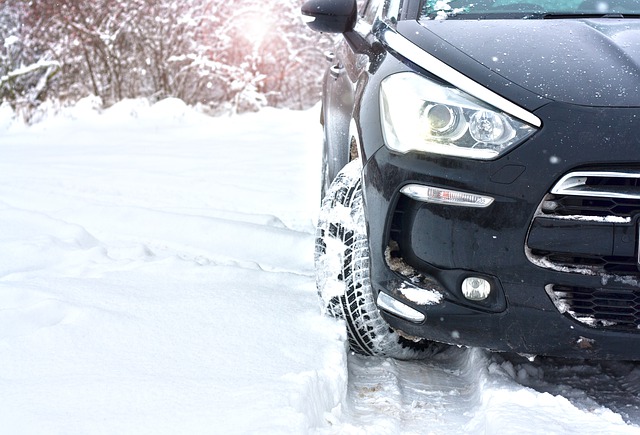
1;99;640;434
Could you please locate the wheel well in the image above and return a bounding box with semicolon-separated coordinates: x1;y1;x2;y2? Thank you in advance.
350;136;358;162
348;118;363;163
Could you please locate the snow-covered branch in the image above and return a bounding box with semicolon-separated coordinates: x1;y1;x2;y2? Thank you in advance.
1;0;333;112
0;59;60;84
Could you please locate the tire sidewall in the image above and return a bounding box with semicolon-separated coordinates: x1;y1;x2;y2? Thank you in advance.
314;160;432;359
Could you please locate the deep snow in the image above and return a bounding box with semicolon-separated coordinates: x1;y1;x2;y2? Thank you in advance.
1;99;640;434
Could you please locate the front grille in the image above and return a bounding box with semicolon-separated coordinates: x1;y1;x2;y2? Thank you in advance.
542;194;640;219
551;171;640;201
547;284;640;331
527;170;640;277
532;170;640;330
530;251;639;275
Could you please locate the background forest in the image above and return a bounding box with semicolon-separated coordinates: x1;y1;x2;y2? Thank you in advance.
0;0;334;119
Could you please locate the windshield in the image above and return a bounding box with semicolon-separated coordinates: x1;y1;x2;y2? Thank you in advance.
421;0;640;19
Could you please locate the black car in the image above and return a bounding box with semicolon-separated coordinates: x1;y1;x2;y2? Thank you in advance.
302;0;640;360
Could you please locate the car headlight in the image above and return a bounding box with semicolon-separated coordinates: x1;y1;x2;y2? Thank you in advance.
380;72;537;160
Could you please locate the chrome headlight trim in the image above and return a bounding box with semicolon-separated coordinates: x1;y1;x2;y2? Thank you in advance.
382;29;542;129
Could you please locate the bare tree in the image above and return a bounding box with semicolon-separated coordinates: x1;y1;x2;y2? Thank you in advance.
0;0;334;115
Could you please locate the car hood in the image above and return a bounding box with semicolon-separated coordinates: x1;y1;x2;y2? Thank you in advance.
412;18;640;107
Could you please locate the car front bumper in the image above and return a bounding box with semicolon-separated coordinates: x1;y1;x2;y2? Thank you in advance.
362;101;640;359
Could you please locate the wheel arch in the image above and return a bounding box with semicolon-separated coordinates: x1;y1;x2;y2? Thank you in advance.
322;102;354;184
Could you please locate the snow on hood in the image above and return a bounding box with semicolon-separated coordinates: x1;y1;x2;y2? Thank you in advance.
415;18;640;106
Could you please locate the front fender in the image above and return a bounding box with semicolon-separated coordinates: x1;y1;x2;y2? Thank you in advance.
322;42;357;183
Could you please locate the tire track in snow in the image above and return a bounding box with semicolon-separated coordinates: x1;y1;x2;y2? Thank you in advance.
327;347;486;434
324;348;640;434
45;204;315;276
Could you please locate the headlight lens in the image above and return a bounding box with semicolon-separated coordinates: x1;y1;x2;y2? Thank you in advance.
380;72;537;160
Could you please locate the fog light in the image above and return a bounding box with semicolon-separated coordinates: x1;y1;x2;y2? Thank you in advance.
461;277;491;301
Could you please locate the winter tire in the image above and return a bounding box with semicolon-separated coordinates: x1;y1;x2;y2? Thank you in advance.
315;159;435;359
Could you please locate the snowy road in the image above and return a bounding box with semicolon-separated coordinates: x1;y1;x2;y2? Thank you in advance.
1;99;640;434
337;350;640;434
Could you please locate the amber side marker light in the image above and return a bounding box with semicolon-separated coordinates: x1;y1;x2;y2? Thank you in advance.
401;184;494;208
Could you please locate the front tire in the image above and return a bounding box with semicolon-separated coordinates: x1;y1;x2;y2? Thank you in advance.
315;160;434;359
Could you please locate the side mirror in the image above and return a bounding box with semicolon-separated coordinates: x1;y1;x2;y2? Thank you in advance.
301;0;357;34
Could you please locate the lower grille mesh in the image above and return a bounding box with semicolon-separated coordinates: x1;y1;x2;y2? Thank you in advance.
548;284;640;331
533;170;640;331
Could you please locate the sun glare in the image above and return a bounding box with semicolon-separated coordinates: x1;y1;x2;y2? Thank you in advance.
243;15;273;48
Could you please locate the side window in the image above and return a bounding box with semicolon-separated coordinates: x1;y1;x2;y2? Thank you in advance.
357;0;369;15
362;0;383;24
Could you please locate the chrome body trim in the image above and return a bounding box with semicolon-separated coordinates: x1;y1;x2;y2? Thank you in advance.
382;29;542;128
551;171;640;200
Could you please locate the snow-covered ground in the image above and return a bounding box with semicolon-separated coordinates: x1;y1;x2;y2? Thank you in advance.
1;99;640;434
